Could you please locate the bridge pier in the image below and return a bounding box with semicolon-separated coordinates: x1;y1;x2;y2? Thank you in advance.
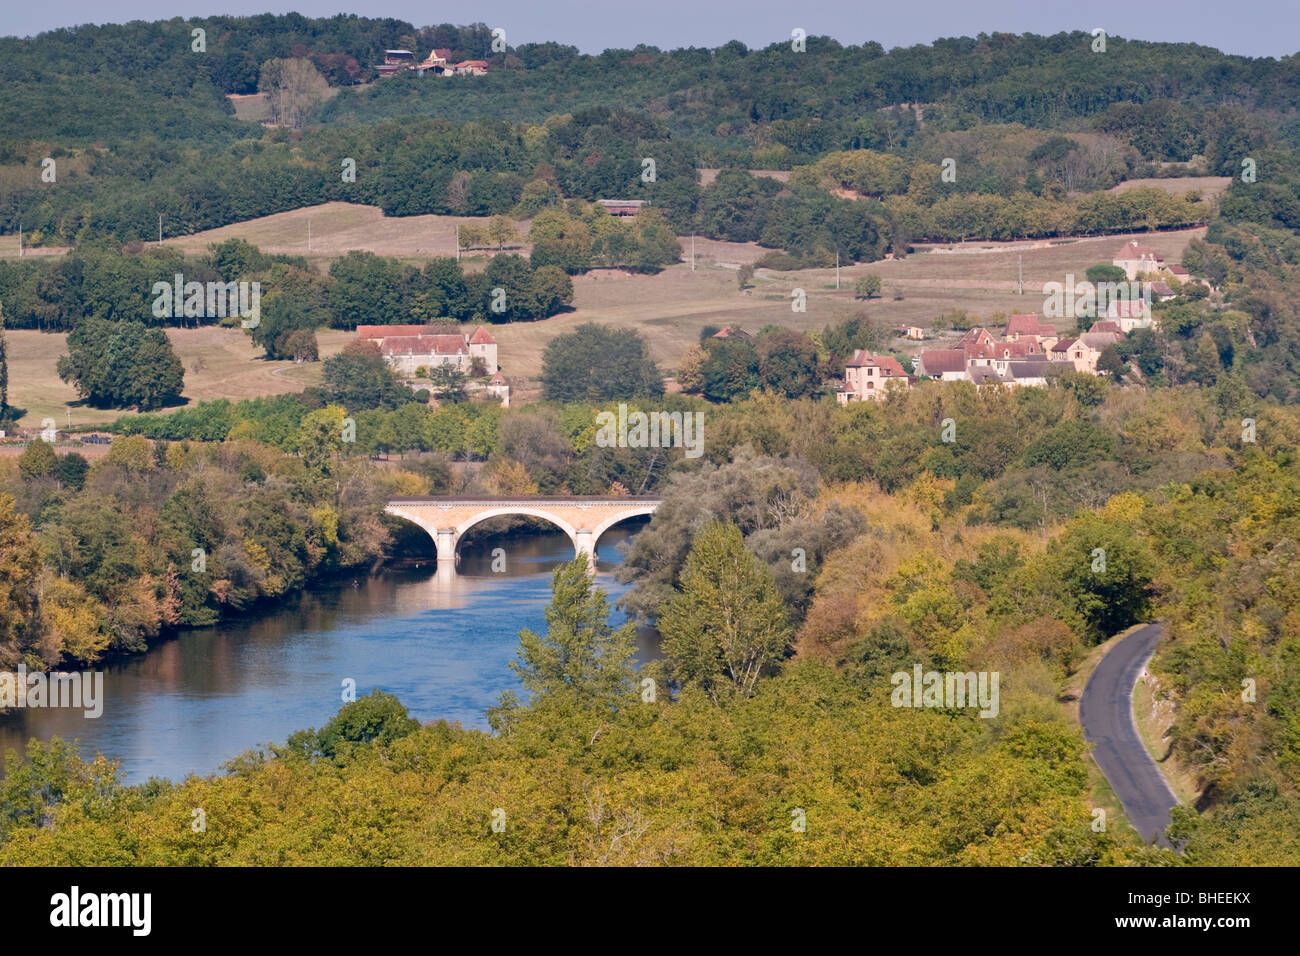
573;529;597;574
435;529;459;580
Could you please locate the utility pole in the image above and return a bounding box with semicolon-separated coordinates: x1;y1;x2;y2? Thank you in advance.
455;224;460;262
836;250;840;290
691;235;695;272
1018;253;1023;295
17;223;21;257
158;214;163;245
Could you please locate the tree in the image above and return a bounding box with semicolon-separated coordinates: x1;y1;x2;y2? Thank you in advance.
286;691;420;760
56;318;184;411
283;329;319;363
258;57;330;129
540;323;663;403
429;364;468;403
755;329;821;398
0;493;42;666
854;274;882;299
657;520;792;701
17;439;57;481
319;341;411;411
497;554;637;712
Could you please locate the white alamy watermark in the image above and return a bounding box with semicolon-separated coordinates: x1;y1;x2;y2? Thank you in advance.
1043;274;1153;320
891;664;999;718
595;404;704;459
151;274;261;327
50;886;150;936
0;665;104;718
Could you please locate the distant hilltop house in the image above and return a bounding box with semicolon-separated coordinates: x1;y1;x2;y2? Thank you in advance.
376;49;416;77
415;47;453;73
596;199;646;217
837;349;911;404
1112;240;1165;281
355;326;504;402
379;48;490;78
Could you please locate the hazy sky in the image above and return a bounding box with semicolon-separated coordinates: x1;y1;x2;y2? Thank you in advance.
1;0;1295;59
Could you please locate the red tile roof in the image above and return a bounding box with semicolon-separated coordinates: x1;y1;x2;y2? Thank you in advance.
1089;320;1123;335
846;349;907;376
1108;299;1150;318
1114;239;1163;261
468;326;496;345
1051;337;1078;353
380;334;470;356
1005;313;1055;337
920;349;967;374
357;324;441;340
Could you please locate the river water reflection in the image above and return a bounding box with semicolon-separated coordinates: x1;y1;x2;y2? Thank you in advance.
0;527;652;783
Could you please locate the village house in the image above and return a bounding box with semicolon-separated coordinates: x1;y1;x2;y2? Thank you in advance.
916;349;969;381
1050;331;1121;374
1006;360;1050;387
1149;280;1176;302
452;59;490;75
838;349;911;403
1105;297;1154;332
1113;239;1164;281
1004;313;1058;349
415;48;454;74
376;49;416;76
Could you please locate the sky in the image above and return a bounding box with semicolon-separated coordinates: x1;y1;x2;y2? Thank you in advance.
0;0;1296;59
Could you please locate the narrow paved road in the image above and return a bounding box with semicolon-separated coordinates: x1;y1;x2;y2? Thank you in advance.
1079;622;1179;845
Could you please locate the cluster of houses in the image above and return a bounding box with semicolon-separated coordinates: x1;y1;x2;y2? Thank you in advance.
836;239;1195;403
837;311;1149;403
376;49;490;78
356;325;509;405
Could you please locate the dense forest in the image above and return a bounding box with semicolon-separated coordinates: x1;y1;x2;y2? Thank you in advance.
2;376;1297;863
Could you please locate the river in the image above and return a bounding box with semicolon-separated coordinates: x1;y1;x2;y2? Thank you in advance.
0;526;652;783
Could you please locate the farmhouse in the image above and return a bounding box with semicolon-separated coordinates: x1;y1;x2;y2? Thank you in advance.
356;325;498;377
838;350;911;403
1113;239;1164;281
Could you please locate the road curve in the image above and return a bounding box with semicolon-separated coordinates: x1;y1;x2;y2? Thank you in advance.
1079;622;1179;845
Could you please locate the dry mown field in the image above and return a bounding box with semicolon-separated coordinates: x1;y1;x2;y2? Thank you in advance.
161;202;531;264
6;218;1205;427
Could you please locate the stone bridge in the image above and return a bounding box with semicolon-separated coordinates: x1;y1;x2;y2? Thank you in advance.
384;496;661;577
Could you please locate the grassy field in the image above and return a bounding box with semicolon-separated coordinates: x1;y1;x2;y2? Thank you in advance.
5;200;1204;428
5;326;354;430
1108;175;1231;201
160;202;530;263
